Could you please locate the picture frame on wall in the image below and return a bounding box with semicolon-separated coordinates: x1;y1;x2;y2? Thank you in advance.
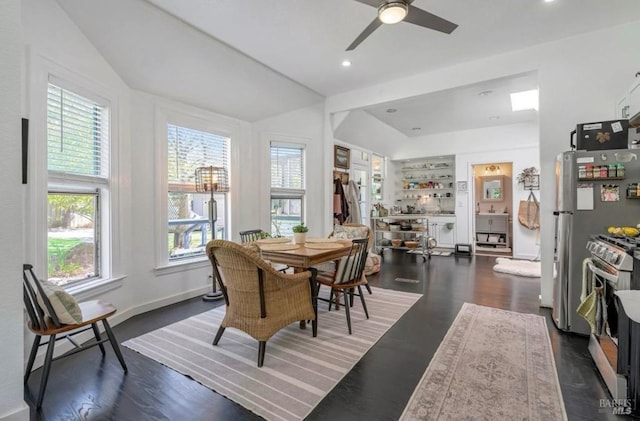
334;145;350;169
457;181;468;192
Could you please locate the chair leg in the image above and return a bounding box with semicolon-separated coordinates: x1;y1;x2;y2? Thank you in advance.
92;323;106;355
365;283;372;295
258;341;266;367
24;335;41;384
333;289;341;310
349;287;355;307
101;319;128;373
358;285;369;319
343;290;352;335
36;334;56;409
213;326;225;345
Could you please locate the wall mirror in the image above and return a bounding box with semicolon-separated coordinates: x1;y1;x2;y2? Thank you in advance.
482;177;503;201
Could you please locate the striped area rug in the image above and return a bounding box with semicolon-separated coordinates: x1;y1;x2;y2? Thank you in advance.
123;287;421;421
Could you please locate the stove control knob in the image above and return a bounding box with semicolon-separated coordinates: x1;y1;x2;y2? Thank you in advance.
612;253;621;265
605;251;615;263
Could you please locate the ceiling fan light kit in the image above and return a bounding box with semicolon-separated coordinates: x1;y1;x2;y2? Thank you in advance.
347;0;458;51
378;1;408;24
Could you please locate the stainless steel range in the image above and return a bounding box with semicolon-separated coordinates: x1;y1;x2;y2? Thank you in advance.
586;235;635;290
585;234;638;401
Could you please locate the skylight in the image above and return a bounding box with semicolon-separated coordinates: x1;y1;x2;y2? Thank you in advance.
510;89;539;111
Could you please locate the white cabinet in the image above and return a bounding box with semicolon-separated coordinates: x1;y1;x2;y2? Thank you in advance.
428;217;456;249
475;213;510;250
617;94;630;119
625;72;640;126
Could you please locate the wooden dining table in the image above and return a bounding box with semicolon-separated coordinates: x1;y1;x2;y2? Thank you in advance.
258;239;353;330
258;239;352;269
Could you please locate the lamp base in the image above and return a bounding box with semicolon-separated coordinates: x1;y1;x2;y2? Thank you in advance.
202;290;224;301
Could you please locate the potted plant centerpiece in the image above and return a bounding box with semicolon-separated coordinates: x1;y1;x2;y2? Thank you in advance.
292;223;309;245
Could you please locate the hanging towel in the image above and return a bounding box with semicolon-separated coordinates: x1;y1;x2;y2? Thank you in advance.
577;290;598;334
580;257;593;302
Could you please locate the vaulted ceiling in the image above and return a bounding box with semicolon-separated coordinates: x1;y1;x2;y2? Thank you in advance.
56;0;640;130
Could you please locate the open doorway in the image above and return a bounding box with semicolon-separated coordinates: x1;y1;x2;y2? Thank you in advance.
472;162;513;257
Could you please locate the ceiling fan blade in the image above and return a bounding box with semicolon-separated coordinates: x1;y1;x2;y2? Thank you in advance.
405;5;458;34
346;18;383;51
351;0;384;8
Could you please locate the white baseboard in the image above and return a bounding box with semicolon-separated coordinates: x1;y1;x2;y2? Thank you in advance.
27;285;211;371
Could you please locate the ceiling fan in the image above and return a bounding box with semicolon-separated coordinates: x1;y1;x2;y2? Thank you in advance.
347;0;458;51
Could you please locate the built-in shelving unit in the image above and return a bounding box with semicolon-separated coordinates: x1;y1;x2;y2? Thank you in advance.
395;155;455;214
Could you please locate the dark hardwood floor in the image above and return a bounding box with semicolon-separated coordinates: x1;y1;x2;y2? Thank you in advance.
26;252;636;420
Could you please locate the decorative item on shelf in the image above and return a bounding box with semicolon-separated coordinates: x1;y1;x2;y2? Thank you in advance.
292;223;309;245
195;165;229;302
517;166;539;190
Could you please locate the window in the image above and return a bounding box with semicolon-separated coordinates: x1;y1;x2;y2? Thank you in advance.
47;83;109;286
270;143;305;237
167;124;229;260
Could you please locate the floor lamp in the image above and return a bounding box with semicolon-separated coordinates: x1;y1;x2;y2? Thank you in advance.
195;166;229;301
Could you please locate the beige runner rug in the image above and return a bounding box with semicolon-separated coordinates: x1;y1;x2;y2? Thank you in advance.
400;303;567;420
123;287;421;421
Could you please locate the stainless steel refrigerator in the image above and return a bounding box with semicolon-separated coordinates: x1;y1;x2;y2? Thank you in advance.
553;149;640;335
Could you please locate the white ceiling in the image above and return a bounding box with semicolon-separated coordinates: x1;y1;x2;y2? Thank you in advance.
146;0;640;96
55;0;640;130
363;72;539;137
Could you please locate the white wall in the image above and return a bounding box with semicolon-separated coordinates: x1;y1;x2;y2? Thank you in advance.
325;21;640;306
0;1;29;419
20;0;330;351
388;123;540;259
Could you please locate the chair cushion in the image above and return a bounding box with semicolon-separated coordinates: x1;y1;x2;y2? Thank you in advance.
37;280;83;324
365;254;381;275
334;256;359;284
333;225;369;241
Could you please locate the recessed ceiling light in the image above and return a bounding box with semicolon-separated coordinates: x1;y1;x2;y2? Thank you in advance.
510;89;539;111
411;127;421;131
386;108;397;113
544;0;556;3
489;116;500;120
478;90;493;97
341;60;352;67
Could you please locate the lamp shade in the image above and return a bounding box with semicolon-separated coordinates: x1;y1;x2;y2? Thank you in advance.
195;166;229;193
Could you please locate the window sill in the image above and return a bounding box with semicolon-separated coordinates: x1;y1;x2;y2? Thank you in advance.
66;275;126;301
155;257;210;276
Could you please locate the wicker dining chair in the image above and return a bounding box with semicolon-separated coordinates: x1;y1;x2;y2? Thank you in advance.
207;240;318;367
22;264;128;409
316;237;370;334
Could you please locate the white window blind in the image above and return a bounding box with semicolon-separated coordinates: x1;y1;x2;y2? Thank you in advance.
270;144;304;192
47;84;109;180
167;124;230;192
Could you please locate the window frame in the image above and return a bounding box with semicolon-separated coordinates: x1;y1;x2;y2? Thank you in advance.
269;141;306;237
154;104;239;271
27;57;122;294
